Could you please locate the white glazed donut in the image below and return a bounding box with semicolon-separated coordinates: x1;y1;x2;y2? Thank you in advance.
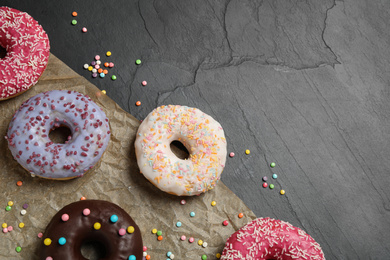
6;90;111;180
134;105;227;196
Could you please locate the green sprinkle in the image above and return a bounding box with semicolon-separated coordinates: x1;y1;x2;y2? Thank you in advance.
5;206;11;211
15;246;21;253
135;59;142;65
269;184;275;189
270;162;276;168
201;255;207;260
71;20;77;25
111;75;117;81
156;230;162;236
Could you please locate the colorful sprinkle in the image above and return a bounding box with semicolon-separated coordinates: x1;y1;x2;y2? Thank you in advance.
280;189;286;195
15;246;22;253
101;90;107;95
94;222;101;230
128;255;136;260
216;253;221;258
2;228;7;233
156;230;162;236
7;226;13;232
245;149;250;155
127;226;135;233
71;19;77;25
272;173;278;179
229;152;235;157
106;51;112;57
262;176;268;182
269;184;275;189
95;55;101;60
5;205;11;211
142;81;147;86
157;235;163;241
21;209;27;215
58;237;66;245
46;257;53;260
38;232;43;238
180;200;186;205
119;228;126;236
135;59;142;65
44;238;52;246
83;64;89;69
262;183;268;188
223;220;229;226
136;101;141;106
19;223;24;228
180;235;186;241
201;255;207;260
111;75;117;81
190;211;195;217
82;27;87;33
211;201;216;206
152;229;157;234
100;73;105;78
198;240;203;246
202;242;208;248
176;221;182;227
7;201;13;207
238;213;244;218
110;215;118;223
80;196;87;200
72;11;78;17
16;181;23;186
61;214;70;222
270;162;276;168
83;208;91;216
189;237;194;243
143;246;147;251
1;223;7;228
109;62;114;68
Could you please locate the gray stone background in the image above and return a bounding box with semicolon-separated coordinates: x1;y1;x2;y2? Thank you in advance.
3;0;390;258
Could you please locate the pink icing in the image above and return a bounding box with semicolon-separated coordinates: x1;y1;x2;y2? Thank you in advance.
6;90;111;179
221;217;325;260
0;7;50;100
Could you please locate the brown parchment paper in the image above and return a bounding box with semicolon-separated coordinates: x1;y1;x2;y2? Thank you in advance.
0;54;256;259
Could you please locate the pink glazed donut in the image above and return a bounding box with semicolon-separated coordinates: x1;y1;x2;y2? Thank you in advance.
221;217;325;260
0;7;50;100
6;90;111;180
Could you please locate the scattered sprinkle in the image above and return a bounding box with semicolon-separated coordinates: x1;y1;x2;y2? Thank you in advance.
211;201;216;207
110;215;118;223
7;201;13;207
142;81;147;86
180;235;186;241
72;11;78;17
201;255;207;260
101;90;106;95
7;226;13;232
71;19;77;25
111;75;117;81
94;222;101;230
176;221;182;227
80;196;87;201
143;246;147;252
2;228;8;233
272;173;278;179
136;101;141;106
269;184;275;189
262;176;268;182
180;200;186;205
152;229;157;234
23;204;28;209
15;246;22;253
21;209;27;215
38;232;43;238
82;27;87;33
280;189;286;195
189;237;194;243
135;59;142;65
157;235;163;241
16;181;23;186
223;220;229;226
229;152;235;157
118;228;126;236
127;226;135;233
58;237;66;245
216;253;221;258
106;51;112;57
18;223;24;228
198;239;203;246
202;242;208;248
95;55;101;61
190;212;195;217
238;213;244;218
1;223;7;228
5;205;11;211
270;162;276;168
245;149;250;155
262;183;268;188
156;230;162;236
44;238;52;246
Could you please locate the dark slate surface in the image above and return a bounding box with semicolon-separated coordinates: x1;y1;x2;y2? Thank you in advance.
3;0;390;258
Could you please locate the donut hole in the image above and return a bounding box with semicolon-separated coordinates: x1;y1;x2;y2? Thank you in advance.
0;45;6;59
80;240;107;260
49;125;72;144
170;140;190;160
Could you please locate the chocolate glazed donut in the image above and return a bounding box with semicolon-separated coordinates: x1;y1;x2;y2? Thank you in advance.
40;200;143;260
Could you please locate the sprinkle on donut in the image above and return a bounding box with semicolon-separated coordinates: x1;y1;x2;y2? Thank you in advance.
6;90;111;179
135;105;227;196
220;217;325;260
0;7;50;100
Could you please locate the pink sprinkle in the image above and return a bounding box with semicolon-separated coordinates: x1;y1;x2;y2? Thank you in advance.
143;246;147;252
142;81;147;86
180;235;186;241
38;232;43;238
180;199;186;205
46;257;53;260
223;220;229;226
118;228;126;236
95;64;100;69
7;226;13;232
3;228;8;233
189;237;194;243
95;55;100;61
82;27;87;33
229;152;235;157
109;62;114;68
61;214;69;222
83;208;90;216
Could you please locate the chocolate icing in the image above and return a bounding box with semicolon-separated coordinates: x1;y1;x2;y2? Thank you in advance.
39;200;143;260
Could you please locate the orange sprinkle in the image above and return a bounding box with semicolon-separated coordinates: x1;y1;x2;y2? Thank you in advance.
103;69;108;75
157;235;163;241
72;11;78;17
104;62;109;67
16;181;23;186
136;101;141;106
238;213;244;218
146;255;151;260
98;68;103;74
80;196;86;200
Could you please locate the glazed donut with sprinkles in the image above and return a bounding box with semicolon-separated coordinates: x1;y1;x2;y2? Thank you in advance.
0;7;50;100
6;90;111;179
39;200;143;260
135;105;227;196
221;217;325;260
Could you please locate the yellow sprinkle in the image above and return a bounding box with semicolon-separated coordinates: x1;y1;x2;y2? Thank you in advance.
198;239;203;246
152;228;157;234
280;189;286;195
94;222;101;230
127;226;135;233
211;201;216;206
216;253;221;258
44;238;52;246
101;90;106;95
106;51;112;57
245;149;250;155
7;201;14;206
19;223;24;228
88;66;93;71
2;223;7;228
